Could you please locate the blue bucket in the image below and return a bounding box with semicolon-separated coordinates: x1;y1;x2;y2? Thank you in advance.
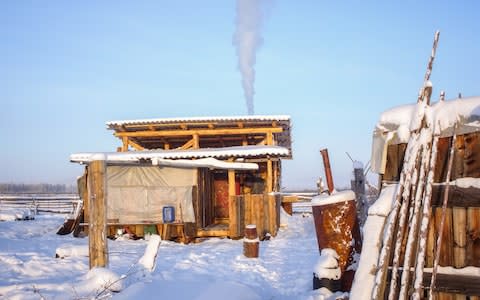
162;206;175;223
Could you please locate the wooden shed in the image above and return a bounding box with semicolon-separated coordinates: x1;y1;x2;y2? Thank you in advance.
351;96;480;299
70;115;292;242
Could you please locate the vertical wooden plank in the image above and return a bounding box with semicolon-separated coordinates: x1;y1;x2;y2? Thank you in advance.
452;206;467;268
262;194;269;236
238;196;245;236
267;159;273;193
272;160;278;192
436;292;454;300
434;137;451;183
466;207;480;267
257;195;265;239
135;225;144;237
244;194;252;227
81;167;89;224
426;209;436;267
453;293;466;300
435;207;453;266
453;135;464;180
228;169;238;237
88;159;108;269
267;194;277;236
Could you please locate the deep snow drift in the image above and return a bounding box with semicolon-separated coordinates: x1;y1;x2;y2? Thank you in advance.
0;210;343;299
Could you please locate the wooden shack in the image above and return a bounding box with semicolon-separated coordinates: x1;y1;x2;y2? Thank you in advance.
70;115;292;242
351;96;480;299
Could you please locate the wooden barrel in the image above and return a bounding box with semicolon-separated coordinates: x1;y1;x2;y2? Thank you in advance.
312;190;362;291
243;224;259;258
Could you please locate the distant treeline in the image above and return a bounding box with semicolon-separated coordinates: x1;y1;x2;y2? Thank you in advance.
0;183;77;194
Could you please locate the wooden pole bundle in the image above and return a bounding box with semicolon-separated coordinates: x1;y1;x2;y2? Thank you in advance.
371;30;441;300
399;136;438;299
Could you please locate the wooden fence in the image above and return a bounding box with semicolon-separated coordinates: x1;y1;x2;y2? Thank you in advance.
0;194;80;214
229;194;281;239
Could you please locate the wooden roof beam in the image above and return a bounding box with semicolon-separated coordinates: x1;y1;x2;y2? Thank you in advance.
127;139;145;151
177;138;195;150
114;127;283;138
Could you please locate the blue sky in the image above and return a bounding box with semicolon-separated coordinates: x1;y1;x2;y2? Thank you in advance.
1;1;479;189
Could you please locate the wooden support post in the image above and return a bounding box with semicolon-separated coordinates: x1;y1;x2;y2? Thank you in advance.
242;135;248;146
88;158;108;269
267;159;273;193
266;132;274;145
121;137;129;152
193;133;200;149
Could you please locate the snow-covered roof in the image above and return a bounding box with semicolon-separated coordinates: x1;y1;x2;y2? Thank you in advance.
375;96;480;140
371;96;480;174
70;145;290;165
106;115;290;127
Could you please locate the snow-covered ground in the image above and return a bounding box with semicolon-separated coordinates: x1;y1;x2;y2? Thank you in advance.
0;210;342;299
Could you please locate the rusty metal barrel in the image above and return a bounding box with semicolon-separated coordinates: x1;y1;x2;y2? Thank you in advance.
312;190;362;291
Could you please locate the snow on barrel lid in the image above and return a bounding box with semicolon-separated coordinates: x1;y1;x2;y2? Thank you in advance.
311;190;356;206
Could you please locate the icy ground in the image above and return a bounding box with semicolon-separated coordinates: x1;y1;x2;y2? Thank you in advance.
0;211;341;299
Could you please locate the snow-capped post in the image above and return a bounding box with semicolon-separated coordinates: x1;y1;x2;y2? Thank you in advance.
320;149;334;194
88;155;108;269
243;224;259;258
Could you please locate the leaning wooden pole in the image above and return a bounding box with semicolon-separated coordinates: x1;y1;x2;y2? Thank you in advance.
371;132;421;299
398;134;436;299
320;149;334;194
88;157;108;269
387;141;425;300
428;129;457;299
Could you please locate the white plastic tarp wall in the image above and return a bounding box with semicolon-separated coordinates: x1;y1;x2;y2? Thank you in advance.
106;166;196;223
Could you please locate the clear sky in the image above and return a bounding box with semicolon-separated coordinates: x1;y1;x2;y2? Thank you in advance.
1;1;479;190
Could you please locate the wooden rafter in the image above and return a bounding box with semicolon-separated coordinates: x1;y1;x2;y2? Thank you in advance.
114;127;283;138
178;138;195;150
127;139;145;151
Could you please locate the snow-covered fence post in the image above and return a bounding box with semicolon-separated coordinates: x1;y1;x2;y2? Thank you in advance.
88;156;108;269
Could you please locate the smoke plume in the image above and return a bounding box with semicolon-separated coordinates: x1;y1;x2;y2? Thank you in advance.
233;0;265;115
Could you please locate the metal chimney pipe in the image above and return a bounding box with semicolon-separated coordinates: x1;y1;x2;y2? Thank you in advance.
320;148;334;194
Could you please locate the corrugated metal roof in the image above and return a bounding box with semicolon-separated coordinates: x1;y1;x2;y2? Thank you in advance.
70;145;291;163
106;115;290;127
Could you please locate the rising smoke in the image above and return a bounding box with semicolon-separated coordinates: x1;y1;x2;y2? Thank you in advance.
233;0;265;115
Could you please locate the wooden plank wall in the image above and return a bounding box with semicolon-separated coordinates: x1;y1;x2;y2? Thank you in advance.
384;134;480;298
239;194;280;239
